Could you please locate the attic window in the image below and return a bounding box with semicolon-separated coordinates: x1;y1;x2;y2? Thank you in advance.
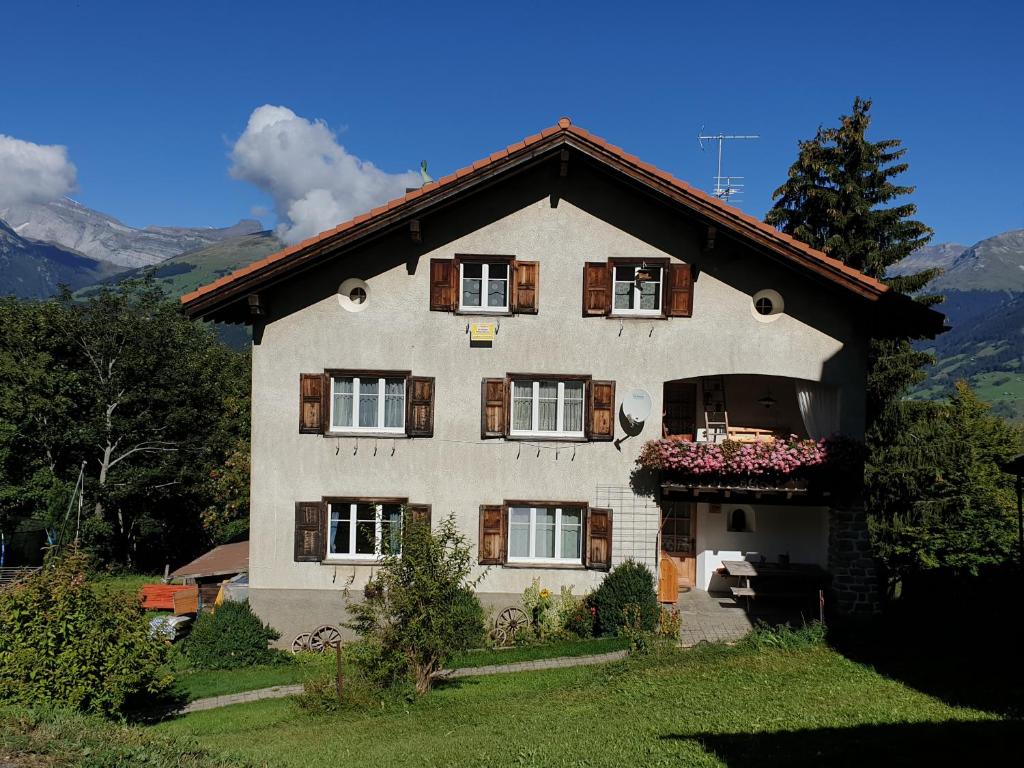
338;278;371;313
751;289;784;322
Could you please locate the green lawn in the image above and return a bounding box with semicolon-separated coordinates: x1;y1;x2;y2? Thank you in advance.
154;643;1017;767
173;638;630;701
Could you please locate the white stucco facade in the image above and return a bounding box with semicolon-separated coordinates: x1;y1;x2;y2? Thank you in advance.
237;161;868;637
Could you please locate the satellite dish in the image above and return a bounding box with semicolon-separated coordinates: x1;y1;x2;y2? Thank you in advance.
622;388;653;428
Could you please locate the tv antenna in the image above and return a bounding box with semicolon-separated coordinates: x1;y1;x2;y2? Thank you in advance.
697;129;759;204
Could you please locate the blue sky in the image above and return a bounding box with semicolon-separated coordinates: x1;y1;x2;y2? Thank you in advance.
3;0;1022;245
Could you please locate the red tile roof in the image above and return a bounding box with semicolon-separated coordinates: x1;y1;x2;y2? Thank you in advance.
180;118;944;336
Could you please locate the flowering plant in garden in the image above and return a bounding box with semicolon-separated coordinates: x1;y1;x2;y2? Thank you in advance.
636;435;861;484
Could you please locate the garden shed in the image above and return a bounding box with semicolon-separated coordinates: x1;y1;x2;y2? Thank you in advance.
170;541;249;607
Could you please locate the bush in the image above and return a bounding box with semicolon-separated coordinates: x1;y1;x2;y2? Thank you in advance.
184;600;282;671
0;549;172;717
591;559;659;636
656;605;682;639
562;597;596;638
346;514;485;694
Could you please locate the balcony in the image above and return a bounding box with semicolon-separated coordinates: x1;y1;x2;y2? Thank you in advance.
641;375;862;501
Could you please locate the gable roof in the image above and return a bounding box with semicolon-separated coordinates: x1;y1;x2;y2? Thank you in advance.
170;540;249;580
181;118;945;337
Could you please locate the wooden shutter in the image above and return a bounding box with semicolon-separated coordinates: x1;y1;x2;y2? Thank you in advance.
294;501;324;562
406;376;435;437
587;380;616;441
478;504;507;565
585;507;612;570
299;373;327;434
481;378;507;438
664;263;693;317
582;262;612;316
406;504;432;527
429;258;456;311
512;260;539;314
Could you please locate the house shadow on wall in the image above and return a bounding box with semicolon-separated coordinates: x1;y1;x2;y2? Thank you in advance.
667;719;1018;767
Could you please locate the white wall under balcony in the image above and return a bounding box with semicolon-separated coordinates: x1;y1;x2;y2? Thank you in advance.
695;502;829;591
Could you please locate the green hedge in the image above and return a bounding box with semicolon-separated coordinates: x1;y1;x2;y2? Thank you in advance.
591;559;660;636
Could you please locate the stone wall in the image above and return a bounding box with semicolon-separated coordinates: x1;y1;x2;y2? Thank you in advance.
827;506;881;614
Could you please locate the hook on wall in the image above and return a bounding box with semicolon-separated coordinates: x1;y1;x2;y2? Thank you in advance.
353;437;359;456
618;318;624;337
391;438;396;456
373;438;378;457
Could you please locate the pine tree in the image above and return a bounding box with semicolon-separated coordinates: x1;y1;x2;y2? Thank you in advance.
767;97;938;300
766;98;939;424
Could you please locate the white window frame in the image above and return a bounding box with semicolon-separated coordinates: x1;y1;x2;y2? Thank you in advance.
509;379;586;438
326;502;403;560
329;375;405;434
613;264;662;316
459;261;509;313
507;506;585;564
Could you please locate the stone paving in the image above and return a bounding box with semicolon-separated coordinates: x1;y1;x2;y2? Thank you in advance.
676;589;754;647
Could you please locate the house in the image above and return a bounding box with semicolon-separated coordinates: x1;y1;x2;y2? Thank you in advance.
181;118;944;640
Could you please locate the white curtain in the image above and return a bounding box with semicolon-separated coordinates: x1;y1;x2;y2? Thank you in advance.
794;380;840;439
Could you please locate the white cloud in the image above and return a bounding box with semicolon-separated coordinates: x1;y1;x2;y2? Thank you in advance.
229;105;419;245
0;134;77;210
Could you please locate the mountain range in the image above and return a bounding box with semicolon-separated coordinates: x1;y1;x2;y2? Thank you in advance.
4;197;1024;416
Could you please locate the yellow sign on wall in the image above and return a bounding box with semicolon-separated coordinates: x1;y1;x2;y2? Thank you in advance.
469;322;496;342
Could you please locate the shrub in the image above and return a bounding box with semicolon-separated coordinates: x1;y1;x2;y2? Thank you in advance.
562;597;596;638
184;600;283;671
0;549;172;718
346;514;485;694
296;653;398;714
591;559;659;636
656;605;682;639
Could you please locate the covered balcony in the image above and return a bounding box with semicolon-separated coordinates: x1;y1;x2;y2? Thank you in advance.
639;374;860;502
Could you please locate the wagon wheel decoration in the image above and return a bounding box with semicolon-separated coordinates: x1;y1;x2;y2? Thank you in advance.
308;624;342;653
290;632;311;654
494;607;529;645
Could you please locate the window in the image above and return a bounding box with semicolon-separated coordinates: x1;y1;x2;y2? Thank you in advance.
510;379;585;436
328;502;403;558
330;375;405;433
613;264;661;315
460;261;509;312
337;278;371;313
751;289;784;322
508;506;584;563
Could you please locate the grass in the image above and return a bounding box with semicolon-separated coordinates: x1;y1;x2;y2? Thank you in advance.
172;637;630;701
449;635;628;668
90;572;163;597
174;660;319;702
0;705;247;768
153;642;1018;767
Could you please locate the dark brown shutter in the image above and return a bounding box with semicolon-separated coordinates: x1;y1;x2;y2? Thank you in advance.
585;507;612;570
429;258;456;311
406;376;435;437
406;504;431;527
665;263;693;317
587;380;616;441
294;501;324;562
513;260;539;314
481;378;507;438
299;373;328;434
582;262;612;316
478;504;507;565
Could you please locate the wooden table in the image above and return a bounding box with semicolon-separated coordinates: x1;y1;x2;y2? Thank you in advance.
721;560;827;609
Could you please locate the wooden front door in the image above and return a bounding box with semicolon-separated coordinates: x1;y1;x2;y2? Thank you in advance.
659;502;696;601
